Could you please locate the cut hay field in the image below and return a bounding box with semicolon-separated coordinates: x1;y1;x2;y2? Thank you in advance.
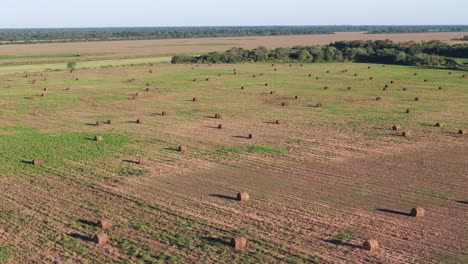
1;31;467;64
0;61;467;263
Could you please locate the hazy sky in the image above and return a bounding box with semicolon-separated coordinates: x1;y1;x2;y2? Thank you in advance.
1;0;467;28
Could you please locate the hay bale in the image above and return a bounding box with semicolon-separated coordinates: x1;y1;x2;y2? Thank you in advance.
137;158;148;165
66;87;70;91
274;68;277;71
252;75;256;78
414;73;418;76
392;125;401;131
178;146;187;152
206;78;210;81
390;80;394;84
234;72;237;75
162;111;169;116
435;122;442;127
275;119;283;125
383;87;388;91
241;86;244;90
326;70;330;73
133;96;138;100
136;119;142;124
308;74;312;77
376;96;382;101
354;73;357;76
402;131;411;137
95;136;104;142
93;232;109;246
145;88;150;92
43;87;47;91
217;124;223;129
363;239;378;252
294;95;299;100
411;207;425;217
347;87;351;90
270;91;276;95
265;83;268;87
462;75;466;78
146;83;150;87
316;103;323;108
237;192;250;202
97;219;112;230
32;80;37;84
107;120;112;125
248;134;253;139
403;88;407;91
231;237;247;250
215;113;222;119
96;121;103;127
33;159;43;166
259;73;264;76
438;87;442;90
193;97;199;102
406;109;411;113
41;93;46;97
414;97;419;101
193;78;197;82
149;70;152;74
281;102;288;106
459;129;466;135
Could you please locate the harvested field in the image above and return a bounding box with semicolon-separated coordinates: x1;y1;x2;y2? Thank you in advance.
0;61;466;263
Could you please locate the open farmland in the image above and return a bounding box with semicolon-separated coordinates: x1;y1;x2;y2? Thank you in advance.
1;31;468;65
0;60;467;263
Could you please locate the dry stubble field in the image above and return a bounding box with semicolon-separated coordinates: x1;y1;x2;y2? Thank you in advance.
0;61;467;263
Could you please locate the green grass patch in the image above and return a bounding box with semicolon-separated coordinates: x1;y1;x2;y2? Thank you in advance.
217;145;286;154
0;126;130;175
0;246;13;262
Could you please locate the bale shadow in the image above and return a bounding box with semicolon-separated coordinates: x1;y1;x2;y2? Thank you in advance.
232;135;250;139
84;137;97;141
200;237;230;246
206;126;221;129
456;200;468;205
85;123;98;126
164;147;179;152
264;121;277;125
68;232;92;242
324;239;361;249
78;219;98;227
209;194;237;201
376;208;411;216
204;116;217;119
20;160;33;165
122;159;138;164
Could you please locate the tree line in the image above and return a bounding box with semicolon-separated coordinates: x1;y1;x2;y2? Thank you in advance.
1;26;468;44
172;40;468;68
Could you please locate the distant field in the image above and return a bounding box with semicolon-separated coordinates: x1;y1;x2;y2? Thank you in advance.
0;56;171;75
1;31;467;63
0;60;466;263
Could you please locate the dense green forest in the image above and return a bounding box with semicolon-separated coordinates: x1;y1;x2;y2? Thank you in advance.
171;40;468;68
1;26;468;44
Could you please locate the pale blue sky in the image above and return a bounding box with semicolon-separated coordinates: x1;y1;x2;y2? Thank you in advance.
1;0;467;28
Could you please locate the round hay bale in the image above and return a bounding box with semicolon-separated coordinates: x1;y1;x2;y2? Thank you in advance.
406;109;411;114
462;75;466;78
281;102;288;107
316;103;323;108
137;158;148;165
33;159;43;166
66;87;70;91
294;95;299;100
274;68;277;71
96;121;103;127
435;122;442;128
347;87;351;90
97;219;112;230
149;70;152;74
32;80;37;84
383;87;388;91
206;78;210;81
162;111;169;116
354;73;357;76
136;119;142;124
146;83;150;87
234;71;237;75
178;146;187;152
231;237;247;250
145;88;150;92
217;124;223;129
414;73;418;76
43;87;47;91
133;96;138;100
252;75;256;78
193;78;197;82
248;133;253;139
438;87;442;90
363;239;378;252
215;113;222;119
403;88;407;91
107;120;112;125
41;93;46;97
265;83;268;87
93;232;109;246
95;136;104;142
270;91;276;95
237;192;250;202
241;86;244;90
326;70;330;73
376;96;382;101
275;119;283;125
390;80;394;84
384;84;389;88
193;97;199;102
308;74;312;77
259;73;264;76
392;125;401;131
459;129;465;135
402;131;411;137
271;64;275;67
414;97;419;101
411;207;425;217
